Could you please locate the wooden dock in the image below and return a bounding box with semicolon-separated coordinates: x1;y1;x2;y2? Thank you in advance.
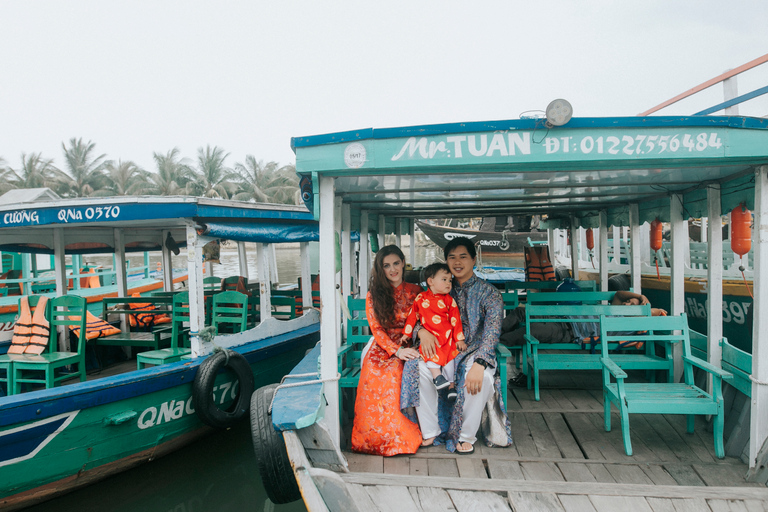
322;371;768;511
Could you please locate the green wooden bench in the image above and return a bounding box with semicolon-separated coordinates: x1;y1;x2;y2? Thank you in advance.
98;296;175;350
721;338;752;398
338;295;513;424
136;292;192;369
505;279;597;293
600;314;733;458
523;303;670;401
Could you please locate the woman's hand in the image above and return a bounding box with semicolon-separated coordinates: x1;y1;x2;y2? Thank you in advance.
396;347;420;361
418;329;438;360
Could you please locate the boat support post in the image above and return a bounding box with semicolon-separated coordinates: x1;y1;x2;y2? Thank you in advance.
257;243;272;321
599;211;608;291
359;210;370;297
750;166;768;468
237;241;249;279
341;203;351;340
161;230;173;291
186;222;205;357
319;175;341;442
300;242;312;313
706;183;724;395
629;204;642;293
570;216;580;280
114;228;129;334
670;193;687;382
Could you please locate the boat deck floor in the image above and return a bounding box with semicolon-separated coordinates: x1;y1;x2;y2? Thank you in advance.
339;371;768;512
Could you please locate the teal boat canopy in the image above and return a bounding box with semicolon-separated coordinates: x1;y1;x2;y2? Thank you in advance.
292;116;768;228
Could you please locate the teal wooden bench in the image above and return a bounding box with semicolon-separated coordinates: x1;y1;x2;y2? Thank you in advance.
721;338;752;398
599;314;733;458
505;279;597;293
99;296;175;350
338;295;513;423
523;303;670;401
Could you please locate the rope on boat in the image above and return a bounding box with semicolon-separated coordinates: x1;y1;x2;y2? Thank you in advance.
749;375;768;387
268;371;341;414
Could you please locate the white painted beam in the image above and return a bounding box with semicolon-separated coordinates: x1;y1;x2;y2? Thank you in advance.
751;166;768;468
670;193;686;382
257;243;272;321
186;223;205;357
300;242;312;313
114;228;129;333
599;212;608;291
161;230;173;291
706;184;723;395
409;218;416;269
629;204;642;293
570;217;579;280
360;210;370;297
237;241;249;279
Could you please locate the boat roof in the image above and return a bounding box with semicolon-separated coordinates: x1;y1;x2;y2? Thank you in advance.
292;115;768;228
0;196;317;254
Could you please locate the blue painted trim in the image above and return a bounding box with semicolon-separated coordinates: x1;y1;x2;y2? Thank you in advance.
695;85;768;116
194;205;314;222
0;416;68;464
201;221;319;243
291;116;768;148
271;343;323;431
0;324;320;428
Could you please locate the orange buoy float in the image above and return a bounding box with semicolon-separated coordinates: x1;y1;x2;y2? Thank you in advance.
731;204;753;298
585;228;595;268
650;219;663;280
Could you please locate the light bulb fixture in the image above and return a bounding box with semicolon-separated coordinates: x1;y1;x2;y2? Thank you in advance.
545;99;573;128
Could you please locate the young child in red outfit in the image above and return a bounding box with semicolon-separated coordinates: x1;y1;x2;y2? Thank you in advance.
401;263;466;400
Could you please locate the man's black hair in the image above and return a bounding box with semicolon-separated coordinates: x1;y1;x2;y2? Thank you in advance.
424;262;451;281
443;236;476;260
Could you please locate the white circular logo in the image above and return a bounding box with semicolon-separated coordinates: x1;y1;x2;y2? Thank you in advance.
344;143;366;168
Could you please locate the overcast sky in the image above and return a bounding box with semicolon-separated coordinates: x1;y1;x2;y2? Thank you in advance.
2;1;767;175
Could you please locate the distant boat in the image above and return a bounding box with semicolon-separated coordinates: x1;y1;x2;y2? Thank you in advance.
416;218;547;254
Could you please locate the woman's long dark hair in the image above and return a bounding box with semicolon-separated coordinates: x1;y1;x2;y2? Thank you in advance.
369;245;406;329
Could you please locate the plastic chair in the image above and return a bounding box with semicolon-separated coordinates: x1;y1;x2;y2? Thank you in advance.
212;291;248;334
12;295;88;393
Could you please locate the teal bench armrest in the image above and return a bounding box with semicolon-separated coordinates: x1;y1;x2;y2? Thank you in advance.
524;334;540;346
600;356;627;379
682;355;733;380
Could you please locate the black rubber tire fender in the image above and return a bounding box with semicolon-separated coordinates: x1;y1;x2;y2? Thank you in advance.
192;350;254;428
250;384;301;504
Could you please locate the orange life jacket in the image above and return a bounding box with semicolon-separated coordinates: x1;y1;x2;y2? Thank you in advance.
10;296;50;354
128;293;171;328
70;310;121;340
524;245;556;282
79;268;101;289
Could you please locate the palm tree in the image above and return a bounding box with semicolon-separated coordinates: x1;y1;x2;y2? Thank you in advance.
188;145;235;198
148;148;194;196
93;159;152;196
1;152;69;195
231;157;299;204
61;138;110;197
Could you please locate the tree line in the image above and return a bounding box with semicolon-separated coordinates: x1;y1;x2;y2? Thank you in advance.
0;138;300;205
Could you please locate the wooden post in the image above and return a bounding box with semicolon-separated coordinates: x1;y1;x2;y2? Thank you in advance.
237;241;249;279
751;166;768;468
395;217;402;247
360;210;370;297
257;243;272;321
570;217;579;280
670;193;686;382
629;204;642;293
52;228;67;351
185;223;205;358
161;230;173;291
341;203;351;339
300;242;312;313
409;218;416;269
114;228;129;333
599;212;608;292
319;175;340;442
378;215;386;249
706;184;724;395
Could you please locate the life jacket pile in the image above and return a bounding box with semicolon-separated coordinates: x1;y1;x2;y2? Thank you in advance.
128;293;171;328
524;245;556;282
9;296;50;354
70;310;122;340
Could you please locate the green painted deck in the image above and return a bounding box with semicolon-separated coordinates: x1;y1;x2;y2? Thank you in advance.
335;370;768;511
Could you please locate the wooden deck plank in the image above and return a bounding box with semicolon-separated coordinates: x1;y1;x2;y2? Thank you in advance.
630;414;682;463
589;495;654;512
410;458;428;476
346;452;384;473
644;415;703;464
667;497;713;511
645;497;677;512
603;463;656;485
663;414;718;463
587;464;618;483
448;489;512;511
640;464;679;486
558;494;598;512
456;457;487;479
507;491;566;511
566;412;627;461
528;413;566;459
520;461;565;481
509;412;539;457
663;464;706;486
428;458;460;478
588;411;657;463
693;463;759;487
409;486;458;512
345;483;380;512
543;412;586;459
560;387;604;410
741;499;768;512
340;472;768;499
544;388;580;410
558;462;598;483
487;459;525;480
384;456;410;475
365;485;422;512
